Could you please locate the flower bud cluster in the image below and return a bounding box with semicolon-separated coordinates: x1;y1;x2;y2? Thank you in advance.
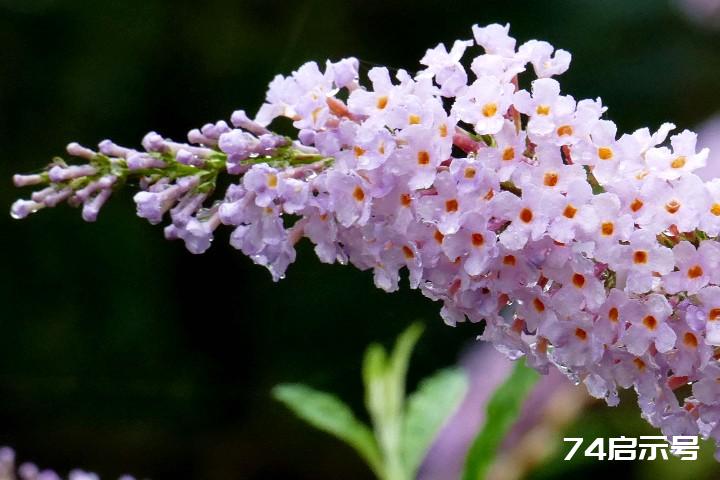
12;24;720;456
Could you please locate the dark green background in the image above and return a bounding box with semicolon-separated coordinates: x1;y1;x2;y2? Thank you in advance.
1;1;720;478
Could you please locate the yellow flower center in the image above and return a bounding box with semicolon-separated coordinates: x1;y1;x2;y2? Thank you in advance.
482;102;498;117
557;125;573;136
671;156;686;169
598;147;614;160
376;95;389;109
502;147;515;161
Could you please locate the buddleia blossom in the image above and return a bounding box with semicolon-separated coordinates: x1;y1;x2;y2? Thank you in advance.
11;24;720;459
0;447;135;480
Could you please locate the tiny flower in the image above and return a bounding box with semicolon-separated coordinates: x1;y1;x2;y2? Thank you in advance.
593;288;630;346
622;294;676;356
698;286;720;345
700;178;720;236
243;164;282;207
419;39;473;96
613;230;675;294
548;179;598;244
495;185;563;250
472;23;516;56
518;39;572;78
645;130;709;180
514;144;586;193
441;212;498;276
663;241;720;295
513;78;576;140
640;174;708;234
326;170;372;227
452;76;515;135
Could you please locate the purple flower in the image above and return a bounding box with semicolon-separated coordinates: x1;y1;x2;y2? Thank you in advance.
14;23;720;458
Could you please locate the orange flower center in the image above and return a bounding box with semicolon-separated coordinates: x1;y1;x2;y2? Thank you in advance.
683;332;698;349
688;264;704;279
353;186;365;202
634;358;646;371
563;204;578;218
519;208;533;223
630;198;644;212
601;222;614;236
376;95;388;109
665;200;681;214
543;172;559;187
533;298;545;312
633;250;648;264
471;233;485;247
502;147;515;161
575;328;588;341
557;125;573;136
417;151;430;165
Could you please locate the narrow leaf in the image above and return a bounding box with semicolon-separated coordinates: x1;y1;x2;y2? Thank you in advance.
402;367;468;477
362;323;424;480
362;342;389;428
273;383;384;477
388;322;425;393
462;359;540;480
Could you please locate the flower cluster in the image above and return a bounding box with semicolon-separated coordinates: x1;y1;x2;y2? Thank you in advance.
0;447;134;480
11;24;720;458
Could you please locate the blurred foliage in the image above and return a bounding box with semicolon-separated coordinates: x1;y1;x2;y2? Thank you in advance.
274;323;467;480
1;0;720;479
463;360;539;480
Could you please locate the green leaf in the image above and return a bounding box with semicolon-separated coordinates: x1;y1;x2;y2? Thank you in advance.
362;322;425;480
387;322;424;404
272;383;384;478
362;341;390;428
402;368;468;477
462;359;540;480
